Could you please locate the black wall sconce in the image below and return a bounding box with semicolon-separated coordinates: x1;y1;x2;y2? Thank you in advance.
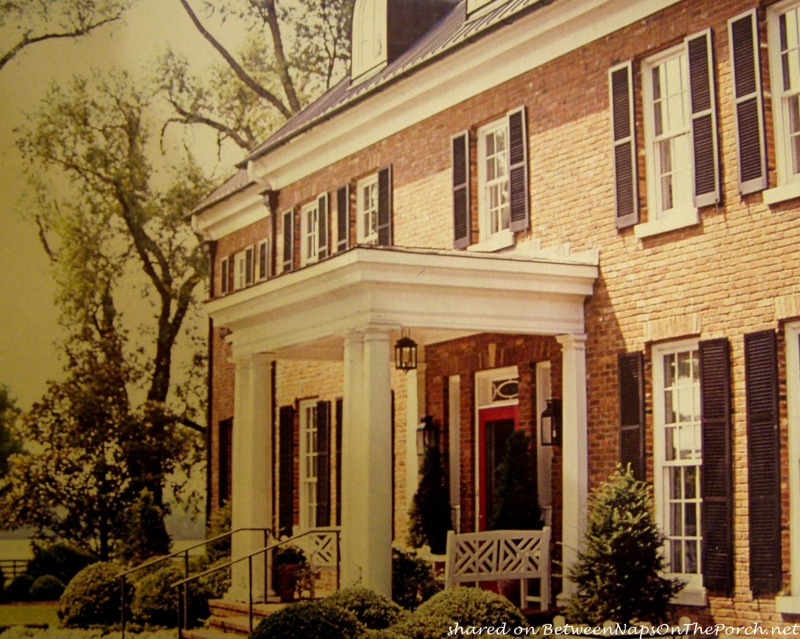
394;329;418;372
540;399;562;446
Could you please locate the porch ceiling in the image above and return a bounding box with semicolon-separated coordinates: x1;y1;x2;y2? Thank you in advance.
206;245;598;360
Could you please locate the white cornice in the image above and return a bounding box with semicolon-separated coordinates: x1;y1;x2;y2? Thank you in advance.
192;183;269;241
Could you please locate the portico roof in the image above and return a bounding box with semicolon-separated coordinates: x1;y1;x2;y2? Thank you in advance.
207;245;598;361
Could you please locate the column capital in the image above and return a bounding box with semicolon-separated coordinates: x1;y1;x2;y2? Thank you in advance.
556;333;587;349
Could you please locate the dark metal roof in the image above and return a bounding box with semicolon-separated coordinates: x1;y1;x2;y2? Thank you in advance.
244;0;550;163
193;167;254;214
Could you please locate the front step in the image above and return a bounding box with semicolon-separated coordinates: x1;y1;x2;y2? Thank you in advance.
183;599;288;639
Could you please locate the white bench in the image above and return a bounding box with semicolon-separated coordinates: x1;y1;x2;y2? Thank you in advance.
444;527;551;611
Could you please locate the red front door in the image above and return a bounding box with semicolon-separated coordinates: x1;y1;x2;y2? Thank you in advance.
478;404;519;531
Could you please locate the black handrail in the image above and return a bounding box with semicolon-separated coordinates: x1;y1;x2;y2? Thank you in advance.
118;527;270;639
172;528;341;639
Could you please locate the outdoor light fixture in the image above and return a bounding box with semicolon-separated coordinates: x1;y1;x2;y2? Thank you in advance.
394;329;418;372
416;415;437;465
540;399;562;447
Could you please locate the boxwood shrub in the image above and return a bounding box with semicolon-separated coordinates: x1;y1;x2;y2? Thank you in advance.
58;561;122;627
132;563;211;628
250;599;362;639
391;548;441;611
27;542;96;585
5;573;35;602
29;574;66;601
326;587;406;630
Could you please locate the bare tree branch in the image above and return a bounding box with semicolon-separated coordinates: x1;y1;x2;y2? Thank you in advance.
263;0;301;113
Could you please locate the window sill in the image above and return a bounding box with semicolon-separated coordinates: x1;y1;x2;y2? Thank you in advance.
467;229;514;253
634;208;700;239
776;595;800;615
763;181;800;206
671;586;708;607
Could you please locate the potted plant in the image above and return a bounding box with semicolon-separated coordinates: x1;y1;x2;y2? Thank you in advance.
273;544;308;602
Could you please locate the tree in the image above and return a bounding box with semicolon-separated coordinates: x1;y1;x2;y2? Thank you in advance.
160;0;354;151
407;445;451;555
567;465;683;624
0;385;23;481
0;0;130;72
487;430;543;531
5;70;212;557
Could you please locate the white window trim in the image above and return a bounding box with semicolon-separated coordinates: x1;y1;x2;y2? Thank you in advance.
778;321;800;614
356;174;379;245
300;200;320;266
257;238;269;282
477;118;511;246
652;339;708;606
768;0;800;195
299;399;318;530
640;44;699;237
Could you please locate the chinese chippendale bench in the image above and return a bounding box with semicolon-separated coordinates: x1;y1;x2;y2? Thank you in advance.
444;527;551;611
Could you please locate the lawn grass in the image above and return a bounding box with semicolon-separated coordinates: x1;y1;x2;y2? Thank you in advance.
0;604;58;628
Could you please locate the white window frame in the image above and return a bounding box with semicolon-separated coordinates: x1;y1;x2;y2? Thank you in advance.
356;174;379;245
652;339;707;606
476;118;513;250
300;201;320;266
351;0;387;81
233;247;254;291
219;257;229;295
778;322;800;613
638;44;699;237
299;400;319;530
767;0;800;204
257;238;269;282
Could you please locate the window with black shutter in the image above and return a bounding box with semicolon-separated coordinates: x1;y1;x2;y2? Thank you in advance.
699;338;733;594
335;398;342;527
336;185;350;253
618;352;645;480
452;131;470;249
609;61;638;228
218;418;233;507
316;400;332;526
377;166;393;246
729;10;767;194
744;330;782;596
278;405;295;536
507;107;529;233
220;257;230;295
318;193;329;260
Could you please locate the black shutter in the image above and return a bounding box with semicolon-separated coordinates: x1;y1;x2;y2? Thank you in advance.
618;352;645;480
699;338;733;593
318;193;329;260
687;30;721;207
227;253;235;292
245;246;254;286
744;330;782;595
218;418;233;506
729;10;767;194
335;398;342;527
220;257;229;295
507;107;529;233
278;405;295;536
336;185;350;252
316;400;332;527
377;166;392;246
282;209;294;273
609;61;638;228
452;131;470;249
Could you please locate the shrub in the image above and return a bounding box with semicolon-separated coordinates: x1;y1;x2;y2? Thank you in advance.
567;465;684;624
132;563;210;628
29;574;66;601
250;599;362;639
205;500;232;563
326;587;406;630
5;573;34;602
27;541;96;584
58;561;122;627
394;587;528;639
488;430;543;530
195;557;231;600
391;548;441;610
407;444;451;555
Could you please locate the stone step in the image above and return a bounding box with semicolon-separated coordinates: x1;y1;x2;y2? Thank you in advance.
208;598;285;618
182;628;238;639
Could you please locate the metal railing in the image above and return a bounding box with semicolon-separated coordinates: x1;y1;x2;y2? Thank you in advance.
172;528;340;639
117;527;270;639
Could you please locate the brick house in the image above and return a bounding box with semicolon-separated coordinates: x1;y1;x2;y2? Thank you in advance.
191;0;800;625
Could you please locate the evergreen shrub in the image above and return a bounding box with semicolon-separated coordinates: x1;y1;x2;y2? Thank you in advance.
5;573;34;602
567;465;684;624
249;599;362;639
27;542;96;585
407;444;451;555
326;586;406;630
391;548;441;610
58;561;122;627
488;430;543;530
29;574;66;601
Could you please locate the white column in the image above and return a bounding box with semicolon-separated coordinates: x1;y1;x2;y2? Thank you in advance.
405;362;427;510
362;329;393;597
341;333;365;588
229;354;274;602
556;333;588;605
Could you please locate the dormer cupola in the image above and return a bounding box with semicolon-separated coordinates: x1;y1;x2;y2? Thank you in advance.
350;0;457;84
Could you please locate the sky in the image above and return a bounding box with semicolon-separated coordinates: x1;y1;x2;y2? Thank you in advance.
0;0;242;409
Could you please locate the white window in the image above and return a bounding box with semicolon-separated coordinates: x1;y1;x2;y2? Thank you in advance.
356;174;379;244
233;246;254;290
769;1;800;191
299;400;319;529
643;46;694;222
257;239;269;281
351;0;387;80
653;341;704;598
301;201;320;266
477;119;511;245
219;257;229;295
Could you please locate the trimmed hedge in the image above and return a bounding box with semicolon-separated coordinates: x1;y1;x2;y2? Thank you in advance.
29;574;66;601
325;587;406;630
391;548;441;610
250;599;362;639
58;561;122;627
27;542;96;585
5;573;34;602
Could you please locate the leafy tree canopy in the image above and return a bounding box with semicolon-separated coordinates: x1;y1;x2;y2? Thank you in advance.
0;385;23;480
